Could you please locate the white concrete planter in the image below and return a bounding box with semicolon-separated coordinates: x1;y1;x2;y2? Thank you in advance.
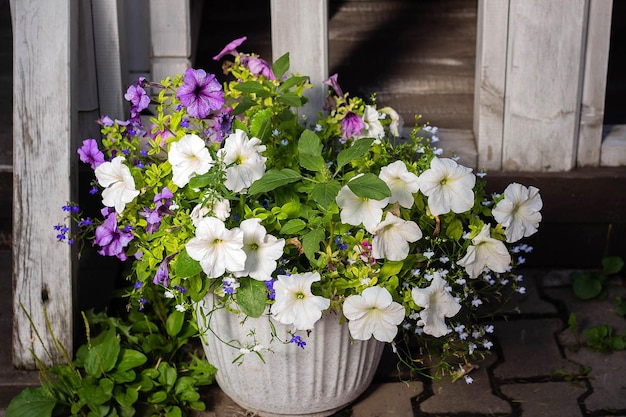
196;295;385;417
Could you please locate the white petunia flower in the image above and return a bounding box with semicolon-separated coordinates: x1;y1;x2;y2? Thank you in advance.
218;129;267;193
371;212;423;261
411;271;461;337
271;272;331;330
457;224;511;278
379;161;420;208
95;156;140;214
379;106;403;137
168;134;213;187
234;218;285;281
358;105;385;139
492;183;543;243
343;286;405;342
416;157;476;216
336;178;389;233
185;217;245;278
190;197;231;226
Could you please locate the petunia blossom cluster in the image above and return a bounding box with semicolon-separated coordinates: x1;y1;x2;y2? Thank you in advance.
59;37;543;377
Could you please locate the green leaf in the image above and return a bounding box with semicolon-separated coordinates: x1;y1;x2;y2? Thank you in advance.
602;256;624;275
445;218;464;241
234;81;271;97
250;108;273;141
175;249;203;278
303;228;325;262
157;362;177;388
147;390;168;404
571;272;603;300
279;219;306;235
248;169;302;195
298;130;326;172
232;96;256;116
277;92;303;107
336;138;374;170
84;329;121;377
279;75;308;92
379;261;403;281
115;386;139;408
272;52;290;80
166;311;185;337
236;278;268;318
116;349;148;372
6;387;56;417
347;173;391;200
188;172;213;189
311;180;341;209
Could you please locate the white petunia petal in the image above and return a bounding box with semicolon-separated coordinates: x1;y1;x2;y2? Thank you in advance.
411;271;461;337
457;224;511;278
95;156;140;214
343;286;405;342
218;129;267;193
168;134;214;187
379;160;419;208
416;157;475;216
336;181;389;233
492;183;543;243
234;218;285;281
271;272;330;330
371;212;422;261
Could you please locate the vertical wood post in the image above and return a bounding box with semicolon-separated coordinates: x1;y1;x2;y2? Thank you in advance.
270;0;328;124
12;0;77;368
149;0;192;82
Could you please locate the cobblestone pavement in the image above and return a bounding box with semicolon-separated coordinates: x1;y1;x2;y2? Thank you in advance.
190;269;626;417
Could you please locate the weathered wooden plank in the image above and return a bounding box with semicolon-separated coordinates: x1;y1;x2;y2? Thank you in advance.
578;0;613;167
474;0;508;171
270;0;328;123
122;0;151;86
502;0;587;172
13;0;77;368
149;0;192;82
601;125;626;166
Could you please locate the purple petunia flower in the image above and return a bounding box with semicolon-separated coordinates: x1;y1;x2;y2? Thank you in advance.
94;212;134;261
243;56;275;80
205;111;234;144
176;68;224;119
77;139;105;170
124;77;150;119
213;36;247;61
323;73;343;97
153;259;170;287
139;207;162;234
341;112;366;142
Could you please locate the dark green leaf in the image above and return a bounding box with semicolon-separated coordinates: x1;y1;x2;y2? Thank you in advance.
236;278;268;318
311;180;341;209
336;138;374;170
248;169;302;195
188;172;213;189
303;228;325;262
347;173;391;200
572;272;603;300
175;249;203;278
234;81;272;97
6;387;56;417
602;256;624;275
166;311;185;337
157;362;177;388
279;75;308;92
298;130;326;172
272;52;290;80
232;97;256;116
250;108;273;141
116;349;148;372
84;329;120;377
277;92;303;107
115;386;139;408
147;390;168;404
279;219;306;235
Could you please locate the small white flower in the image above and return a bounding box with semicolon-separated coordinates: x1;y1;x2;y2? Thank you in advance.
359;105;385;139
411;271;462;338
168;134;214;188
492;183;543;243
464;375;473;384
416;157;476;216
185;217;245;278
191;197;231;225
423;249;435;259
378;161;420;208
175;304;186;312
483;340;493;350
371;213;423;261
336;179;389;233
457;224;511;279
343;286;405;342
164;290;175;299
234;218;285;281
95;156;140;214
379;106;403;137
218;129;267;193
271;272;330;330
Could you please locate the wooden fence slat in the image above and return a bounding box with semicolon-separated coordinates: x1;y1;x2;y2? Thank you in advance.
578;0;613;167
13;0;77;368
270;0;328;123
474;0;508;171
502;0;587;172
149;0;191;82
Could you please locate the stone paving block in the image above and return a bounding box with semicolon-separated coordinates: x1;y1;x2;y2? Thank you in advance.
351;381;423;417
193;385;248;417
564;348;626;413
493;319;580;379
500;382;586;417
418;354;511;415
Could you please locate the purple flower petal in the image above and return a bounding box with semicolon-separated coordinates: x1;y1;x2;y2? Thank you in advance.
213;36;247;61
176;68;224;119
